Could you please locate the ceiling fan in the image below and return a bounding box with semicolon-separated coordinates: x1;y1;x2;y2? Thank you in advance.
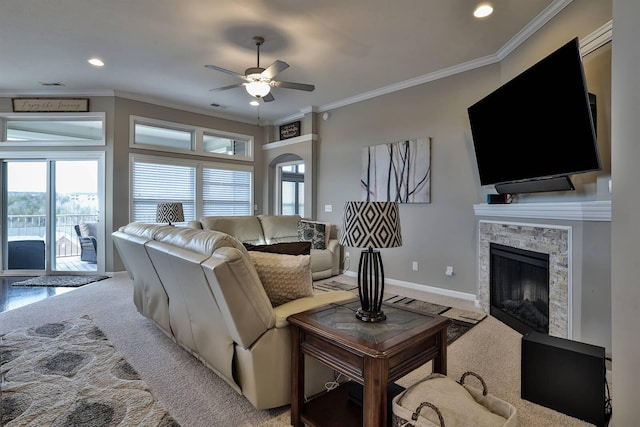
205;36;315;102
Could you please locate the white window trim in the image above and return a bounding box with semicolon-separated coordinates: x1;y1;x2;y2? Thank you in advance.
129;115;254;161
0;112;106;146
129;153;254;222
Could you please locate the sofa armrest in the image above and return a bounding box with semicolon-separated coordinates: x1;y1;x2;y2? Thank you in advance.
272;291;354;328
327;239;341;276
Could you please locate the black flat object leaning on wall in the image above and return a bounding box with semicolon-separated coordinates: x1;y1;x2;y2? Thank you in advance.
521;331;611;427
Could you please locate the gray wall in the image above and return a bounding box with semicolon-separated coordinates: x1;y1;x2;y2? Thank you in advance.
315;63;498;295
611;0;640;423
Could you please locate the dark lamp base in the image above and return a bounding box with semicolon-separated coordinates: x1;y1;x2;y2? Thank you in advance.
356;308;387;323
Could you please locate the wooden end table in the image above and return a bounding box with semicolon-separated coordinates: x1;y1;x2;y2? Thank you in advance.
289;298;451;427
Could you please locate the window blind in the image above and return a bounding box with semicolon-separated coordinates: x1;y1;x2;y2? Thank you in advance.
131;161;195;222
202;167;252;216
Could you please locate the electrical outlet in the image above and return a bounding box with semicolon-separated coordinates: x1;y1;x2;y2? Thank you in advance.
445;266;454;276
412;261;418;271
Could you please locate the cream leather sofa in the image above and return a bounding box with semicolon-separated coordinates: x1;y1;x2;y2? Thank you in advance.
112;222;353;410
188;214;341;280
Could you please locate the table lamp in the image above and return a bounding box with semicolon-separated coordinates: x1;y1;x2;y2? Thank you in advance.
156;202;184;226
340;201;402;322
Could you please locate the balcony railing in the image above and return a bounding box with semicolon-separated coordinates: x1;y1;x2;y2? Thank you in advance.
8;214;98;258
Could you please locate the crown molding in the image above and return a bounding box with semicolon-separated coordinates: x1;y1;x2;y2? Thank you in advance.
580;20;612;56
113;91;261;125
495;0;573;60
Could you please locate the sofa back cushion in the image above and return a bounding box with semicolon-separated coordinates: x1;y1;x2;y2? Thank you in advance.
153;226;249;257
200;216;265;244
258;215;301;244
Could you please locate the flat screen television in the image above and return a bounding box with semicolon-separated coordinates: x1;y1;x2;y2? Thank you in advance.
467;37;601;193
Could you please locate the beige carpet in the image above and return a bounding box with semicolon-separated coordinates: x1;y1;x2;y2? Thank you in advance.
1;315;179;426
0;273;597;426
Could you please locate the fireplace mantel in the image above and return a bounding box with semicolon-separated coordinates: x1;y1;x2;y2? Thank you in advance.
473;200;611;221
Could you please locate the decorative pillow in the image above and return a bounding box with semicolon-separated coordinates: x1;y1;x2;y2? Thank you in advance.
243;241;311;256
248;251;313;307
79;221;91;237
297;220;327;250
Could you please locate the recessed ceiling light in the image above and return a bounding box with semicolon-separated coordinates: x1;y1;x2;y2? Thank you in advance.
250;100;260;106
88;58;104;67
474;3;493;18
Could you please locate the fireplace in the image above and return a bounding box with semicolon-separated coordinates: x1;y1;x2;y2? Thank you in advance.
490;243;550;335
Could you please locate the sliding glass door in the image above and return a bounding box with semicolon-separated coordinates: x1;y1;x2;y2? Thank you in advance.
4;161;47;271
2;156;103;274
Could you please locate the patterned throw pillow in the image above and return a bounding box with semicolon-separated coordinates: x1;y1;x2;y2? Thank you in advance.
248;251;313;307
297;220;326;250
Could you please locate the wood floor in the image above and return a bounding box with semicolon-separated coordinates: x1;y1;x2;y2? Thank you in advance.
0;276;76;314
0;256;96;314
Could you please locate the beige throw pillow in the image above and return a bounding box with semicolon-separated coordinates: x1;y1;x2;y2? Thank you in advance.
248;251;313;307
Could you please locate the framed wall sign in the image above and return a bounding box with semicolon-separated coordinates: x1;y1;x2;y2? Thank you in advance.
12;98;90;112
279;121;301;140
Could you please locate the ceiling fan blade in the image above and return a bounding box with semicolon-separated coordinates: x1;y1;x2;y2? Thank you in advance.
209;83;245;92
204;64;246;80
262;92;275;102
261;60;289;79
272;80;315;92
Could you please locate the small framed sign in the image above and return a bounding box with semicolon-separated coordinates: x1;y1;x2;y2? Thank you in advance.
279;121;301;140
12;98;90;112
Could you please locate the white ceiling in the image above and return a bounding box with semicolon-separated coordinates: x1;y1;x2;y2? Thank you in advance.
0;0;568;124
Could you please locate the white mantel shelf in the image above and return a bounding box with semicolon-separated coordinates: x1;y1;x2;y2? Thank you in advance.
473;200;611;222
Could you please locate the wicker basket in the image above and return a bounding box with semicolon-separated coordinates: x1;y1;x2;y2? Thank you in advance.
391;372;518;427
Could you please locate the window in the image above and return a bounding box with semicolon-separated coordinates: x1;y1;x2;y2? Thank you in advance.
203;132;249;157
280;162;304;215
131;160;196;222
130;116;253;161
203;167;252;216
1;113;105;146
134;123;193;151
130;154;253;222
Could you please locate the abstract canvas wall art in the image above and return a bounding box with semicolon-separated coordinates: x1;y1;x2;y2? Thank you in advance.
361;137;431;203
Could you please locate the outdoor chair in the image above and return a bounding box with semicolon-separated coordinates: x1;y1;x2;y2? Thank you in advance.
74;223;98;263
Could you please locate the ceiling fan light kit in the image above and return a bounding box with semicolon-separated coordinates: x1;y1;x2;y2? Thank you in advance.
246;80;271;97
205;35;315;103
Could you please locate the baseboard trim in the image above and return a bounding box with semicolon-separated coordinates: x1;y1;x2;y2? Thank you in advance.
341;270;478;304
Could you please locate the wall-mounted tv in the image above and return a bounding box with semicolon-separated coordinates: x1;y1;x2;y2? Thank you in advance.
467;37;601;194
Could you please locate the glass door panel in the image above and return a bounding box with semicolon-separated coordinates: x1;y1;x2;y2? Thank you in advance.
53;160;99;272
5;161;47;270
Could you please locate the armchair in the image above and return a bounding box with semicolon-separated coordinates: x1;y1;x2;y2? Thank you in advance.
74;223;98;263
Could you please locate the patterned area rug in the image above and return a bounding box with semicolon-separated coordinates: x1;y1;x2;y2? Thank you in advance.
0;316;179;426
314;281;487;345
11;275;109;288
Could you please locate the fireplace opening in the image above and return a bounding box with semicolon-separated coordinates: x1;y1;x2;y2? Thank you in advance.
490;243;550;335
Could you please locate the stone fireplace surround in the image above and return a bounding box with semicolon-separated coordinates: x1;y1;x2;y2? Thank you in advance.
478;220;571;338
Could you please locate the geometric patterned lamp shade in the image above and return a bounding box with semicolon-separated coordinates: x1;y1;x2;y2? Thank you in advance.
340;201;402;249
340;201;402;323
156;202;184;225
